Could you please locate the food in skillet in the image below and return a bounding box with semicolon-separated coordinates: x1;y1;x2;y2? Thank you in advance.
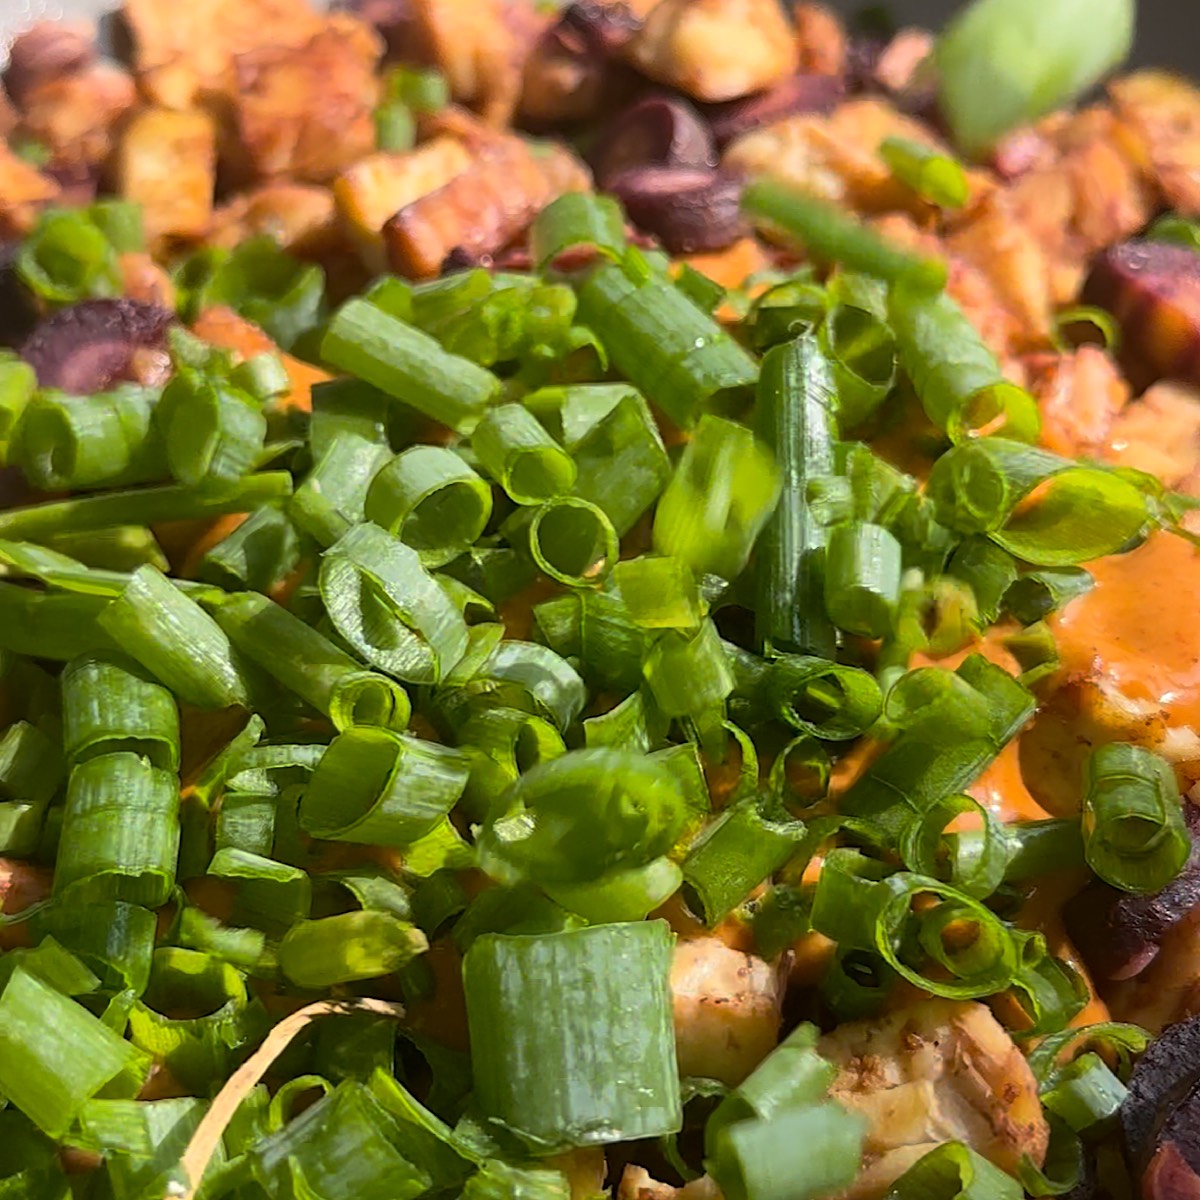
3;0;1200;1196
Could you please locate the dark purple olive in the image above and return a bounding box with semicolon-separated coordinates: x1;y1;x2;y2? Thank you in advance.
21;299;174;395
1066;806;1200;981
590;94;716;190
1144;1140;1200;1200
1122;1014;1200;1171
1084;240;1200;387
559;0;642;55
608;166;746;255
3;20;96;105
704;74;845;147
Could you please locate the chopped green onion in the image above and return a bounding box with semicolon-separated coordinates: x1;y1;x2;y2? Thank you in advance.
463;922;681;1153
365;446;493;567
1004;568;1093;624
16;208;122;304
935;0;1134;156
1147;213;1200;252
53;751;179;907
375;100;416;151
291;432;394;548
742;180;947;293
385;65;449;112
947;536;1019;627
457;706;567;822
754;333;837;657
643;618;735;720
705;1102;866;1200
1041;1052;1126;1134
300;726;468;847
0;472;292;542
35;899;157;995
0;356;36;463
575;255;759;431
278;912;427;988
319;523;469;685
0;967;148;1137
613;556;704;630
472;404;576;506
197;504;302;594
531;193;626;270
208;848;312;933
0;585;116;660
14;385;166;492
98;565;253;710
884;1142;1022;1200
322;298;502;435
889;291;1040;442
824;522;901;637
476;748;686;888
927;438;1151;564
653;415;781;581
880;137;969;208
218;592;415;729
820;300;898;430
521;496;617;588
61;652;179;772
898;793;1009;899
681;792;810;924
1082;742;1190;893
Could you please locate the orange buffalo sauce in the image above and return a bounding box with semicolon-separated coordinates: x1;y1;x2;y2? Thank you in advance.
1052;530;1200;730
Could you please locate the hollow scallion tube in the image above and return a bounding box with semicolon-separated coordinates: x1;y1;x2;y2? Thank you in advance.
98;565;252;710
61;653;180;772
197;504;302;594
0;585;116;660
214;591;411;732
653;414;781;581
464;922;681;1153
643;619;735;720
319;522;469;684
364;445;492;567
575;256;759;430
321;297;501;434
1082;742;1190;894
530;193;626;270
742;179;947;292
754;333;837;658
889;290;1040;443
299;726;469;847
53;751;179;907
823;522;902;638
527;497;618;587
14;385;166;492
472;404;576;505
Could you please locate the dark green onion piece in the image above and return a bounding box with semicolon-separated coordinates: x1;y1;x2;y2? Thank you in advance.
947;536;1019;627
61;652;179;772
820;299;898;430
278;912;427;988
216;591;411;732
36;900;156;998
531;193;626;270
0;472;291;542
742;180;946;292
653;414;781;581
898;792;1009;900
0;967;148;1138
544;856;683;925
754;333;837;658
457;705;566;822
528;497;618;587
472;404;576;505
300;726;469;847
991;818;1085;882
931;438;1151;565
884;1142;1022;1200
14;385;165;492
935;0;1134;156
291;432;394;549
98;565;252;710
1082;742;1190;894
0;356;36;463
613;556;703;630
365;445;493;567
575;256;758;431
705;1102;866;1200
53;751;178;907
463;1159;570;1200
208;847;312;933
464;921;681;1153
735;652;883;740
319;522;469;685
476;748;686;888
889;291;1040;442
824;522;901;638
880;137;969;208
1004;568;1094;624
682;793;809;925
321;298;502;435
